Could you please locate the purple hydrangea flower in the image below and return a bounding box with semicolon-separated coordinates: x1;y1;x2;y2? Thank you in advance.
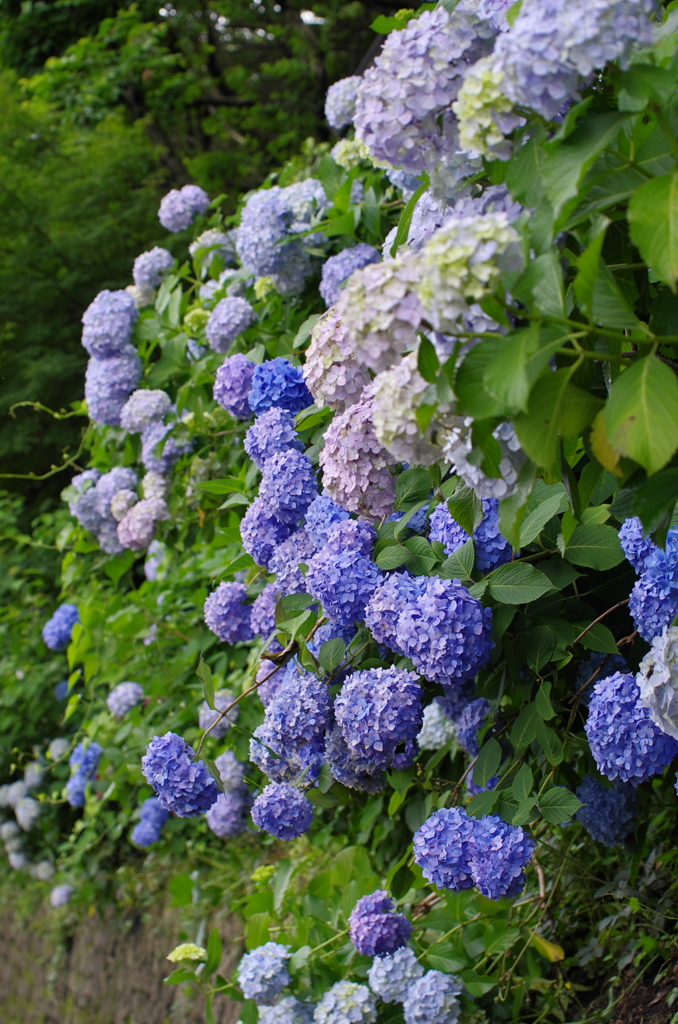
386;504;429;535
198;688;239;739
368;947;423;1004
251;583;282;638
238;941;291;1004
241;497;294;568
585;671;678;785
85;345;143;426
303;494;351;548
620;516;657;573
117;496;170;551
429;498;512;573
314;981;377;1024
251;782;314;840
50;884;75;908
323;518;376;556
214;749;248;791
249;358;313;417
268;529;317;596
257;659;287;706
68;468;102;533
213;354;256;419
95;467;138;516
402;970;462;1024
325;75;362;128
469;814;536;899
158;184;210;232
325;726;386;793
131;796;169;847
81;289;138;358
412;806;477;890
455;698;491;757
259;449;318;527
141;732;219;816
306;544;382;626
42;603;80;651
364;573;427;653
575;774;638;847
206;297;256;353
250;665;330;782
133;247;174;289
629;530;678;642
206;788;252;839
395;576;493;687
120;389;172;433
244;407;304;469
303;306;371;413
204;582;254;644
349;890;412;957
335;667;422;769
320;244;381;308
107;681;145;718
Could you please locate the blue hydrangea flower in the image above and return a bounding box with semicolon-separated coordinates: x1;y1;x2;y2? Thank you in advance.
54;681;69;702
320;244;381;307
257;659;288;706
396;576;494;687
214;750;248;791
469;814;536;899
307;621;356;663
575;775;638;847
364;573;427;653
241;497;294;568
367;947;424;1004
67;468;102;533
335;667;423;770
206;296;256;353
50;884;75;908
198;688;239;739
141;732;219;817
314;981;377;1024
387;504;429;535
85;346;143;426
306;543;382;626
245;408;304;468
259;449;318;527
402;970;462;1024
455;698;491;757
251;583;282;638
413;807;477;891
107;681;145;718
81;289;138;358
204;582;254;644
95;467;139;517
131;796;169;847
629;532;678;642
206;788;252;838
239;941;291;1004
258;996;314;1024
429;498;512;573
325;726;386;793
349;890;412;957
158;184;210;232
268;529;317;596
251;782;314;840
133;247;174;289
249;358;314;417
325;75;362;128
303;494;351;548
575;651;628;706
66;741;103;807
42;603;80;651
250;667;330;783
620;517;657;573
323;518;376;556
213;353;256;419
120;389;171;433
140;418;193;475
585;672;678;785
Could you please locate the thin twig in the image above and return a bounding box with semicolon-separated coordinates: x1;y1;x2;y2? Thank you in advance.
572;599;630;646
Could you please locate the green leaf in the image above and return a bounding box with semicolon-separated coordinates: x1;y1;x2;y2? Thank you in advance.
198;477;249;495
417;335;440;383
574;220;608;318
318;638;346;674
525;624;556;672
518;493;567;548
196;655;215;710
103;549;136;586
375;544;414;571
63;692;81;723
487;562;554;605
616;64;677;107
390;864;415;899
564;524;624;570
535;720;564;765
605;356;678;475
169;874;193;907
511;703;540;750
587;259;639;330
278;593;315;616
205;995;217;1024
389;181;429;257
483;327;539;414
164;968;197;986
272;860;295;913
512;764;533;802
447;484;483;537
535;681;556;720
539;787;582;824
514;370;603;471
629;170;678;290
512;252;565;318
467;789;500;818
473;738;502;788
293;313;322;349
460;969;497;997
438;539;475;584
393;499;430;540
204;928;223;978
512;796;538;825
396;467;431;510
217;553;256;579
245;912;273;950
575;621;619;655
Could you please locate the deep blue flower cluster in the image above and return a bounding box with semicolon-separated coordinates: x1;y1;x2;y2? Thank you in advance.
141;732;219;817
241;497;294;568
429;498;512;573
575;651;628;706
268;529;317;596
367;947;423;1004
324;726;386;793
250;667;330;783
585;672;678;785
251;781;314;839
244;408;304;469
575;775;638;847
455;698;491;757
320;244;381;307
259;450;318;527
206;296;256;352
42;603;80;651
133;247;174;289
365;573;427;651
251;582;281;639
303;494;351;548
256;659;287;706
213;353;256;419
619;517;657;572
402;970;462;1024
349;890;412;957
413;806;535;899
131;797;169;847
158;184;210;232
628;529;678;642
106;681;145;718
204;581;254;644
249;358;313;417
306;537;383;626
238;941;291;1004
335;667;423;772
67;741;103;807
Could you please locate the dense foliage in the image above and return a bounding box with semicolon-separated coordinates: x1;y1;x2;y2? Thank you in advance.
4;2;678;1023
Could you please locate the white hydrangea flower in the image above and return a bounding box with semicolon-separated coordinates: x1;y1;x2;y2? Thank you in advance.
24;761;44;789
16;797;40;832
126;283;156;309
30;860;55;881
303;307;371;412
142;472;169;501
638;627;678;741
313;980;377;1024
416;703;457;753
440;418;526;499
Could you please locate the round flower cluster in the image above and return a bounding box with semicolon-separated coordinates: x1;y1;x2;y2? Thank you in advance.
206;296;256;352
303;494;351;549
141;732;219;817
306;532;382;626
367;947;424;1004
50;884;75;908
313;981;377;1024
133;247;174;289
416;702;457;752
402;970;462;1024
131;797;169;847
335;667;423;772
140;416;193;476
628;529;678;642
213;353;256;419
620;517;657;573
204;582;254;644
67;741;103;808
251;781;314;840
109;487;137;524
455;698;491;757
85;344;142;426
303;307;371;412
81;289;139;359
120;389;172;433
239;941;291;1004
637;627;678;741
429;498;512;573
249;358;313;417
324;75;362;129
158;184;210;232
117;496;170;550
319;244;381;308
268;529;317;596
251;582;281;640
16;797;40;832
198;689;239;739
107;681;145;718
413;806;535;899
259;449;318;527
371;352;455;465
256;660;286;706
241;498;295;569
575;775;638;847
453;54;526;161
244;407;304;469
585;672;678;785
349;890;412;957
189;227;237;269
364;572;426;652
250;666;330;782
206;750;252;839
42;603;80;651
575;651;629;705
259;996;314;1024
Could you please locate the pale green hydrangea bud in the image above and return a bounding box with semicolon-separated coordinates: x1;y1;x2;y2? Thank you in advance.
331;139;373;170
183;307;211;334
254;276;277;300
453;55;526;161
166;943;207;963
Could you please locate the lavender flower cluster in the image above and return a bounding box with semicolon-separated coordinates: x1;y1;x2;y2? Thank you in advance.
42;603;80;652
82;289;142;424
206;751;252;839
107;681;145;718
67;742;103;808
131;797;169;847
349;890;412;957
